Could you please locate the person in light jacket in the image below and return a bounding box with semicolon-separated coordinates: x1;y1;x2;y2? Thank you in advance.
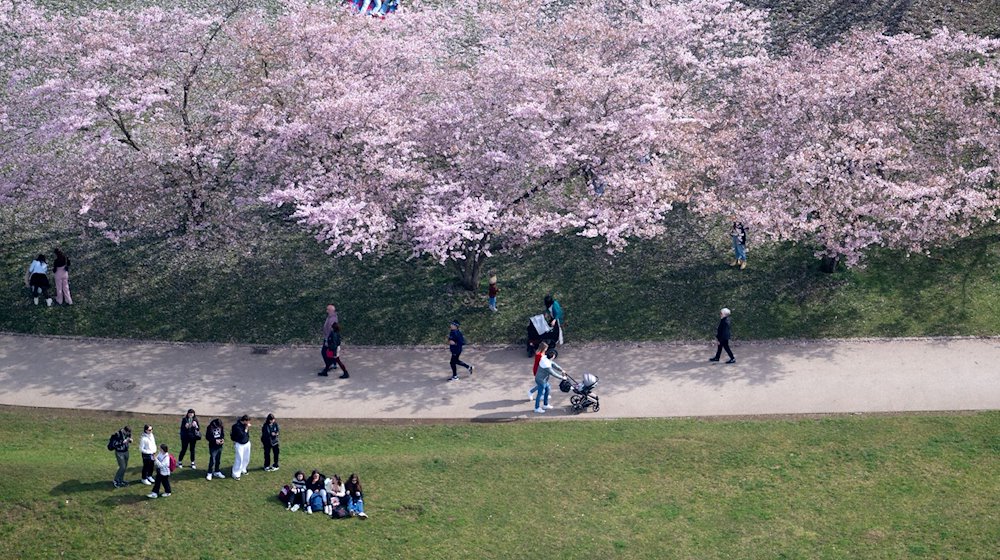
533;349;567;414
148;444;172;498
139;424;157;485
25;254;52;306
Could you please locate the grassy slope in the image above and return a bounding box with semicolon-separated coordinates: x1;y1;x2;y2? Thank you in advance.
1;407;997;560
4;211;1000;345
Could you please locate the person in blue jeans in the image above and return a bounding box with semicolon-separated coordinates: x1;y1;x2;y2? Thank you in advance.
345;473;368;518
534;349;566;414
730;218;747;269
447;321;474;381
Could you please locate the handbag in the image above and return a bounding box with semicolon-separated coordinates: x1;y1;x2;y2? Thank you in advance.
324;347;335;359
192;428;202;441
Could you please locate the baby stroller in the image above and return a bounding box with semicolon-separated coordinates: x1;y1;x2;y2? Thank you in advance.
526;314;560;357
559;372;599;413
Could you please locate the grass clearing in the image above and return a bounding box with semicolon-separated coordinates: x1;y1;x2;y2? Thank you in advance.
0;407;997;559
4;210;1000;345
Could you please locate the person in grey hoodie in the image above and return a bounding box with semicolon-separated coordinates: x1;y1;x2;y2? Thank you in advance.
533;349;567;414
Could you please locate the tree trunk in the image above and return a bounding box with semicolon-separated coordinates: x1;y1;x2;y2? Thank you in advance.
820;255;839;274
454;253;486;291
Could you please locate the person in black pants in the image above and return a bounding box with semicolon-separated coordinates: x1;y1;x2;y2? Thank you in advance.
709;308;736;364
205;418;226;480
447;320;473;381
177;409;200;469
261;413;280;471
319;323;350;379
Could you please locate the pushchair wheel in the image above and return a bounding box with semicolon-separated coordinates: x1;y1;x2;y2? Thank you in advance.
570;395;584;410
591;402;600;412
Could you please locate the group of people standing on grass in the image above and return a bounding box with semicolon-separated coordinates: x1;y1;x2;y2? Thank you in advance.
24;249;72;307
108;410;284;498
283;470;368;519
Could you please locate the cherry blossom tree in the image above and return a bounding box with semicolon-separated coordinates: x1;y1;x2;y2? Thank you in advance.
702;29;1000;272
263;0;771;289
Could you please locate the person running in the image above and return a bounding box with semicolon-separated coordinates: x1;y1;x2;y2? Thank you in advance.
345;473;368;518
148;443;172;498
709;308;736;364
205;418;226;480
25;254;52;306
534;348;567;414
52;248;73;305
139;424;156;485
320;322;350;379
261;413;280;472
177;409;200;469
447;320;473;381
231;415;251;480
110;425;132;488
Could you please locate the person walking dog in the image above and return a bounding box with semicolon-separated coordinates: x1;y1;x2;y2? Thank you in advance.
709;308;736;364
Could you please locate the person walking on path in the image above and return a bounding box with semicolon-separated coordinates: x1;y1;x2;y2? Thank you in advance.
709;308;736;364
534;348;567;414
487;274;500;312
447;320;474;381
528;341;547;401
544;294;564;344
25;254;52;306
231;415;251;480
205;418;226;480
177;409;200;469
139;424;156;485
148;443;173;498
730;218;747;270
322;304;339;339
111;425;132;488
261;413;280;471
319;322;350;379
52;248;72;305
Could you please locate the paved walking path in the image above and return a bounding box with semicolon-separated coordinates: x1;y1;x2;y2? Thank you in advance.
0;333;997;420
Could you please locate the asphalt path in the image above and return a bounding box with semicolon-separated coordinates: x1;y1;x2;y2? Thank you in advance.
1;334;997;421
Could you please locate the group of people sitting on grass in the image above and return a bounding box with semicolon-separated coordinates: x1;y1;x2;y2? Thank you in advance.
280;470;368;519
345;0;399;17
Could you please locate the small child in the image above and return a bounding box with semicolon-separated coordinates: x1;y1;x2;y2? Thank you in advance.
148;444;172;498
487;274;499;312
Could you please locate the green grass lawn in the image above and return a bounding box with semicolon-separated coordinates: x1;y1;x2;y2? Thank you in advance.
1;407;997;559
4;209;1000;346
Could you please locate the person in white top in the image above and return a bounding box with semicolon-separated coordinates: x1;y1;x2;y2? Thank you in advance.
24;254;52;306
148;444;172;498
533;349;567;413
139;424;157;485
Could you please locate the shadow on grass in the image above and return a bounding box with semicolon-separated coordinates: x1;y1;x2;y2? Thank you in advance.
50;479;116;496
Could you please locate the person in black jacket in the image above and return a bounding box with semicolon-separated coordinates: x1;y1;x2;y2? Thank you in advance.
709;308;736;364
319;322;350;379
261;413;280;472
177;408;200;469
730;218;748;270
111;426;133;488
230;415;251;480
205;418;226;480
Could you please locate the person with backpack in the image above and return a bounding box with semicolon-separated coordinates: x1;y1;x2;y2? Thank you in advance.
139;424;157;485
205;418;226;480
447;320;474;382
109;425;132;488
319;322;349;379
230;415;251;480
177;409;200;469
261;413;280;472
147;443;173;498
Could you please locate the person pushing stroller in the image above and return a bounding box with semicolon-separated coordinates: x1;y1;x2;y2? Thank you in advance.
533;346;567;414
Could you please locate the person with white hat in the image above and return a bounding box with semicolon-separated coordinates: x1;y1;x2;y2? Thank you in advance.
709;308;736;364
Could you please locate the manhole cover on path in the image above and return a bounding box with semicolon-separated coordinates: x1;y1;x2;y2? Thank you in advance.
105;379;137;392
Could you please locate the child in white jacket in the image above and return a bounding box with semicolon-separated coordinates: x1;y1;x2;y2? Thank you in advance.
148;444;172;498
139;425;157;485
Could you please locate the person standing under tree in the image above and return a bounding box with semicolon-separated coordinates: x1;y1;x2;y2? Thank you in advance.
52;248;72;305
730;218;747;270
709;308;736;364
487;274;500;312
261;413;280;471
447;321;474;381
25;254;52;306
544;294;564;344
231;415;251;480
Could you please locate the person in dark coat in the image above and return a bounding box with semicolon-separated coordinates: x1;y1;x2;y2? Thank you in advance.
709;308;736;364
447;320;473;381
261;413;280;471
319;322;349;378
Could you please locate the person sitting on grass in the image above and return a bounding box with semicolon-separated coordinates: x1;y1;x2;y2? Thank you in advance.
304;470;327;514
345;473;368;518
288;470;307;512
325;474;347;516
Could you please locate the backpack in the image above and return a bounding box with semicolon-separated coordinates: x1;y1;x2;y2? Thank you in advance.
107;432;120;451
168;453;177;473
278;485;292;505
309;492;325;512
330;503;350;518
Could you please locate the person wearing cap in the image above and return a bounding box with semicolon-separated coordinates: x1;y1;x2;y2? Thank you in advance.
487;274;499;312
447;321;474;381
709;308;736;364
